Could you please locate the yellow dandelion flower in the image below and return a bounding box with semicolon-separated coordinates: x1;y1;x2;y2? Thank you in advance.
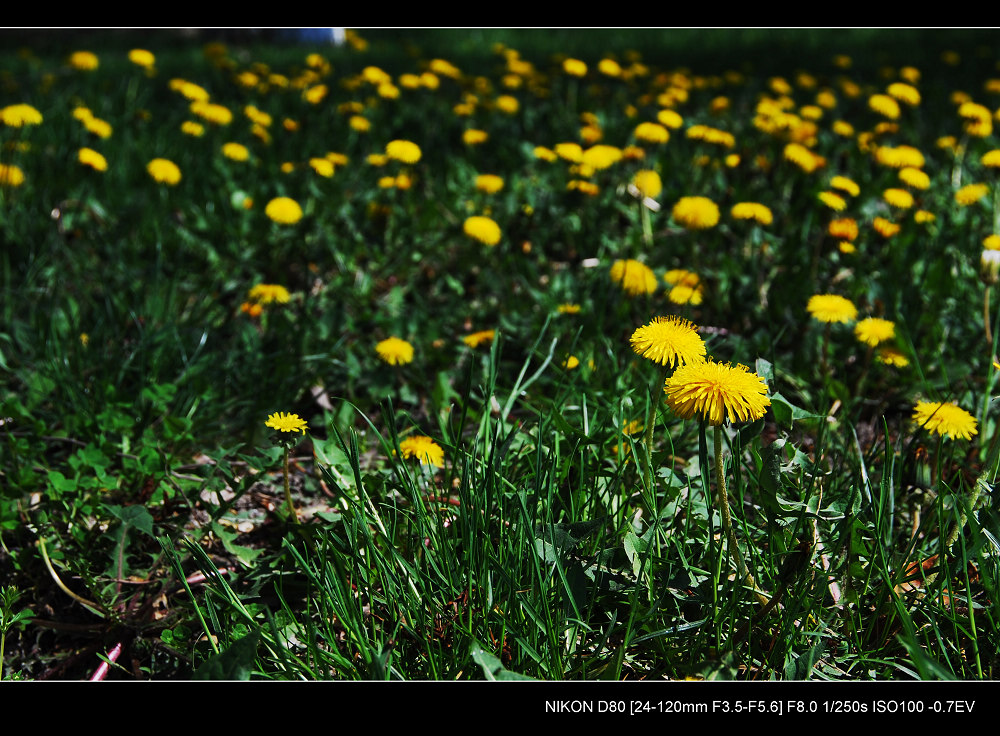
672;196;720;230
557;303;581;314
1;103;43;127
959;101;993;137
669;284;704;305
475;174;504;194
912;401;977;441
265;411;309;434
981;150;1000;168
731;202;773;226
191;100;233;125
463;215;502;246
265;196;303;225
664;360;771;426
914;210;936;224
784;142;825;172
248;284;290;305
985;234;1000;251
629;315;706;369
664;269;700;287
830;176;860;197
309;157;335;177
303;84;328;104
869;93;901;119
563;58;587;77
610;259;657;297
0;163;25;187
78;147;107;171
386;139;422;164
883;188;914;209
877;346;909;367
463;129;489;146
598;58;622;77
887;82;921;106
854;317;895;346
462;330;495;348
69;51;99;70
375;336;414;366
398;435;445;467
533;146;557;162
632;170;662;199
828;218;859;241
349;115;371;132
873;217;901;238
956;183;989;206
222;142;250;162
181;120;205;137
495;95;519;114
128;49;155;69
634;122;669;144
554;142;583;162
147;158;181;185
581;144;622;170
899;167;930;190
657;109;684;129
562;355;580;370
818;191;846;211
875;145;925;169
807;294;857;323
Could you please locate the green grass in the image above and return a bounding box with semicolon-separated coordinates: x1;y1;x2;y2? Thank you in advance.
0;29;998;681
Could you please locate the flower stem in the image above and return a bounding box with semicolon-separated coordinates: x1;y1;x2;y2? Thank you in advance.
714;425;770;608
282;445;297;523
984;286;993;347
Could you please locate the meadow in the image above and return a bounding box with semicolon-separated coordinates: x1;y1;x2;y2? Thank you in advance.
1;28;999;681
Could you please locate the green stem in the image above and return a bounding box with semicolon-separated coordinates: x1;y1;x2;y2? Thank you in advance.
283;445;296;522
714;425;770;608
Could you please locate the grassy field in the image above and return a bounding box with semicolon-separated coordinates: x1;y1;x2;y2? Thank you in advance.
1;28;999;682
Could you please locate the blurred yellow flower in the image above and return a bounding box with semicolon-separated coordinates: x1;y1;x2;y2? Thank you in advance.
1;103;43;127
191;100;233;125
463;215;502;245
610;259;657;296
309;158;335;177
128;49;155;69
807;294;857;323
868;93;900;119
181;120;205;137
0;163;25;187
632;170;662;199
883;188;914;209
463;129;489;145
248;284;291;304
375;336;414;366
818;191;846;211
672;196;720;229
69;51;98;70
563;58;587;77
956;183;989;206
731;202;773;226
386;139;422;163
475;174;504;194
634;122;669;143
873;217;901;238
828;218;858;241
147;158;181;185
854;317;895;346
462;330;495;348
222;142;250;161
265;196;303;224
78;147;107;171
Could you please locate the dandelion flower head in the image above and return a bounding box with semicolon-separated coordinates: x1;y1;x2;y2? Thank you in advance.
854;317;895;346
265;411;309;434
398;435;445;467
248;284;290;305
629;315;706;369
463;215;502;246
78;147;107;171
147;158;181;185
265;196;303;224
664;360;771;426
385;139;422;164
807;294;857;323
912;400;978;441
1;103;43;127
462;329;495;348
672;196;720;230
610;259;657;297
375;336;415;366
731;202;773;226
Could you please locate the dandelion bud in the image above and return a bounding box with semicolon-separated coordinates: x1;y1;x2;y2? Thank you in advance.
981;249;1000;285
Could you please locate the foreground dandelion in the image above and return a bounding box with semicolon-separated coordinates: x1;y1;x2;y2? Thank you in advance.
375;336;415;366
1;103;43;127
912;400;978;441
78;148;107;172
664;360;770;427
265;196;303;225
265;412;309;522
664;359;772;608
398;435;445;467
